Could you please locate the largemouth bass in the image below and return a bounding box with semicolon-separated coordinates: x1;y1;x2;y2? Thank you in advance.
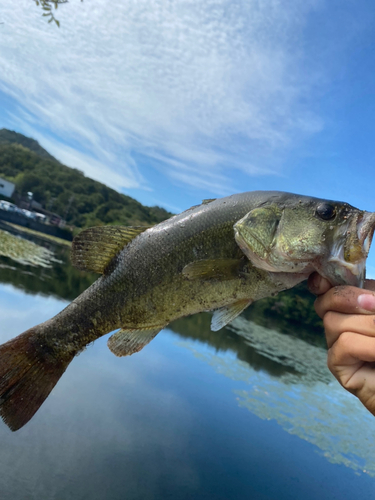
0;191;374;431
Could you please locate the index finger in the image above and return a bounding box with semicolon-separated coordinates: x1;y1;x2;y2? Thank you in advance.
307;273;332;296
314;286;375;319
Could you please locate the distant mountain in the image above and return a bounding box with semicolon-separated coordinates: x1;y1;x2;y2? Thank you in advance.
0;129;171;229
0;129;58;163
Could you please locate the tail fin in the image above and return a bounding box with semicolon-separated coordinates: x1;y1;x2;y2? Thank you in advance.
0;328;73;431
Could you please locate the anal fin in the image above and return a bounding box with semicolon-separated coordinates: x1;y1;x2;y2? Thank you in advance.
211;299;252;332
107;327;163;357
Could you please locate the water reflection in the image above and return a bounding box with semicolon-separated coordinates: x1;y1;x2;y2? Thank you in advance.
178;317;375;477
0;227;96;300
1;227;375;497
170;314;300;379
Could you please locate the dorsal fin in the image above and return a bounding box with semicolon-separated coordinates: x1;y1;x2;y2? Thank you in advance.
71;225;151;274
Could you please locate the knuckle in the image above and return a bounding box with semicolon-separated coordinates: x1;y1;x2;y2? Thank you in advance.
327;332;352;365
326;347;341;380
326;348;334;370
323;311;337;331
336;331;353;350
326;345;351;388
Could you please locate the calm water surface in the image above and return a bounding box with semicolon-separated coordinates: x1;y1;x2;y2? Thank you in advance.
0;227;374;499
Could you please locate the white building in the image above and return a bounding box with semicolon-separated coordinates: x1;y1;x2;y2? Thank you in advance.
0;177;15;198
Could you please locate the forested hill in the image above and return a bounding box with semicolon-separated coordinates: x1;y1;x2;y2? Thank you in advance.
0;129;171;228
0;129;57;163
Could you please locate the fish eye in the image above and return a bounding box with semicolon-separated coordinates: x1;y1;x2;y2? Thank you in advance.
315;203;336;221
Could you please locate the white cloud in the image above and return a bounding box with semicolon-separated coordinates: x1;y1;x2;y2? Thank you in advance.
6;116;145;190
0;0;325;194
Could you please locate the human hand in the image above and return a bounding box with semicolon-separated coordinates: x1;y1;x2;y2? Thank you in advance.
308;273;375;416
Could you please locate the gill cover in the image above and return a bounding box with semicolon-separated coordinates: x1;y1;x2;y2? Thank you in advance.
233;205;282;273
234;204;316;274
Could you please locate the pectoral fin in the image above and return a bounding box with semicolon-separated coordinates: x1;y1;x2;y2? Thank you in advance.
107;326;162;357
182;258;243;281
211;299;252;331
72;225;151;274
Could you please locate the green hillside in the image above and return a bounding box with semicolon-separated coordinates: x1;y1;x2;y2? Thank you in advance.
0;128;58;163
0;129;171;228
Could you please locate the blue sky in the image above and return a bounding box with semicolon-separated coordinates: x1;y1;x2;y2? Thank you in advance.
1;0;375;274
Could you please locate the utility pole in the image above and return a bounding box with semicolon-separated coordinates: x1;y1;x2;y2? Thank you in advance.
27;192;33;210
47;197;55;212
64;195;74;220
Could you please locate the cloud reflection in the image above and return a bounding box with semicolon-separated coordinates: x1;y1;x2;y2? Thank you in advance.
179;317;375;477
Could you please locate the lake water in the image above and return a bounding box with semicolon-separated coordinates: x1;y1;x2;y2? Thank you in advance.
0;227;375;499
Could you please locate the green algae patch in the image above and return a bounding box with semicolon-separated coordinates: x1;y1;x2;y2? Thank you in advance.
0;229;57;268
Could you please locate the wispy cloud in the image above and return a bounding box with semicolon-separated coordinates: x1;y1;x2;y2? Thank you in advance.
0;0;325;195
6;115;145;190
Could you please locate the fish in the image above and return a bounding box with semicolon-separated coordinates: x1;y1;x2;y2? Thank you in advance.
0;190;374;431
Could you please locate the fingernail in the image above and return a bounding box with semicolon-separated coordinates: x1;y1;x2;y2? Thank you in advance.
308;273;321;294
311;273;321;289
358;294;375;310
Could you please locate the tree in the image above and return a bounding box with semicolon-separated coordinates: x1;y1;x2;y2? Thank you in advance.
34;0;83;27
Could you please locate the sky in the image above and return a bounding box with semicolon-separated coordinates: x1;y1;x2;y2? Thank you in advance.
1;0;375;272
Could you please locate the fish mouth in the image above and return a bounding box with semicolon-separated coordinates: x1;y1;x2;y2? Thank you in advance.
357;211;375;256
326;211;375;287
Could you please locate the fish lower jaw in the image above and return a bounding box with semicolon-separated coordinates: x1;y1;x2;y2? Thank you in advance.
321;256;366;287
358;211;375;252
267;270;311;289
